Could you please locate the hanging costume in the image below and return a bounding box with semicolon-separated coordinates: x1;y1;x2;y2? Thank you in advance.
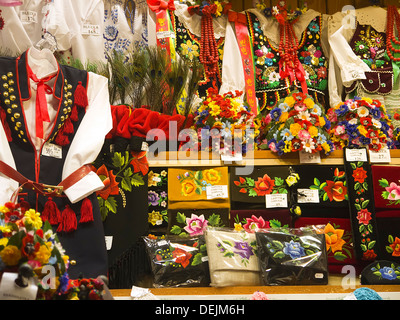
0;47;112;279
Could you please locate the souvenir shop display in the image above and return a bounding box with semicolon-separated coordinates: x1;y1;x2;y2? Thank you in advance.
1;0;400;300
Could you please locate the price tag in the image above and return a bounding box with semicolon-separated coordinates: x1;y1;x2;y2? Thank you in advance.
20;11;38;23
297;189;320;204
221;152;243;163
206;185;228;200
42;142;62;159
0;273;38;300
105;236;113;250
299;150;321;164
369;147;391;164
82;23;101;36
156;31;176;39
141;141;149;152
265;193;288;208
345;148;368;162
152;176;161;183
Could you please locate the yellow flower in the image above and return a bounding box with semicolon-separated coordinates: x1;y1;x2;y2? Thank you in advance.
181;180;197;196
358;125;368;136
180;40;199;61
148;171;160;187
319;116;326;127
304;98;315;109
203;169;221;185
280;112;289;123
209;102;221;117
0;205;10;214
290;123;302;136
0;245;21;266
283;140;292;153
308;125;318;138
148;211;163;226
234;223;243;232
24;209;42;230
362;97;373;104
35;243;52;265
0;238;8;247
322;142;331;153
284;96;296;107
0;225;12;234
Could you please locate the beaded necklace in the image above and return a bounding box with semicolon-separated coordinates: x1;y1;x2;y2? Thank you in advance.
386;5;400;62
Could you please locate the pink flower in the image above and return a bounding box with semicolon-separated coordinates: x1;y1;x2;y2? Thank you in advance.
335;125;346;135
268;141;277;152
243;215;270;233
294;104;307;112
327;108;337;122
264;114;272;125
386;182;400;201
298;129;311;141
184;214;208;236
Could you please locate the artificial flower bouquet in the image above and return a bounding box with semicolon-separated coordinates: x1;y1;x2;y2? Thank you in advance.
190;88;258;155
259;91;333;156
327;97;394;151
0;201;107;300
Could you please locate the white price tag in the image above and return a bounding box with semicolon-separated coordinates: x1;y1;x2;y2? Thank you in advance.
141;141;149;152
221;152;243;163
156;31;176;39
152;176;161;183
299;150;321;164
297;189;320;204
265;193;288;208
0;273;38;300
105;236;113;251
345;148;368;162
369;147;391;163
20;11;37;23
42;142;62;159
82;23;101;36
206;185;228;200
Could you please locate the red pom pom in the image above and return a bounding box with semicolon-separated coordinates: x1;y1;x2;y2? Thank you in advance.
42;197;62;225
57;205;77;233
74;81;88;108
79;198;94;224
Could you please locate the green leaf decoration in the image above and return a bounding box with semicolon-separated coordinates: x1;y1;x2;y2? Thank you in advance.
269;219;282;229
176;212;187;224
121;177;132;192
248;188;258;197
272;240;284;249
379;179;389;188
191;253;204;266
350;163;357;170
314;178;320;186
112;152;125;168
170;225;182;235
246;177;255;187
368;240;376;250
105;197;117;214
224;252;235;258
361;200;370;209
386;245;394;253
195;171;203;181
389;235;394;244
355;203;361;211
208;214;221;227
8;230;25;248
131;173;145;187
275;177;284;187
273;251;286;259
357;161;363;168
222;240;234;247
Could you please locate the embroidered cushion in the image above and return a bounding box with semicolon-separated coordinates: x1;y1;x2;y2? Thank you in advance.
371;165;400;210
230;209;292;232
205;228;262;287
168;167;230;209
256;228;328;285
143;235;210;288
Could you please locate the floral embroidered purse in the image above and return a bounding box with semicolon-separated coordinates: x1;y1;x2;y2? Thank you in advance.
205;228;262;287
143;235;210;288
256;227;328;285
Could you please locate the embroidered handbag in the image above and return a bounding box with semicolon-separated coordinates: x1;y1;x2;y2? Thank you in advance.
256;227;328;285
205;228;262;287
143;235;210;288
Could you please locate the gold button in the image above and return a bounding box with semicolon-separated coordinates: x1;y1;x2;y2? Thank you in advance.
63;108;68;114
1;75;7;81
67;99;72;105
3;83;8;89
19;130;24;136
7;72;13;78
67;84;72;90
10;95;16;101
8;88;14;93
11;117;15;122
11;104;17;109
6;108;11;114
61;116;65;121
4;99;10;105
14;113;20;119
16;122;22;128
8;80;14;85
3;91;8;97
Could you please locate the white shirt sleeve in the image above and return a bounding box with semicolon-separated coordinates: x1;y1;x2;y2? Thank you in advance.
219;20;245;96
63;72;112;203
329;25;371;87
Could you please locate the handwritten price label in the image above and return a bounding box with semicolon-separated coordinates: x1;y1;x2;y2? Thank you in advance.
20;11;38;24
299;150;321;164
369;148;391;164
265;193;288;208
206;185;228;200
345;148;368;162
82;24;101;36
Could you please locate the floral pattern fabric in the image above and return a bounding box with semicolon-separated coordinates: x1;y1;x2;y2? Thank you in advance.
256;228;328;285
148;168;169;231
246;12;328;114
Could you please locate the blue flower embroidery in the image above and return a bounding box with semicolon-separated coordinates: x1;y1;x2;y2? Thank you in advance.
283;240;306;259
379;267;397;280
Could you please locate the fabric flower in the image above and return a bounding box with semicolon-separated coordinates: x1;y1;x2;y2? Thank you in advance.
357;208;372;225
352;167;367;184
203;169;221;185
389;237;400;257
379;266;397;280
323;223;346;253
183;214;208;236
172;247;192;268
233;241;254;260
94;164;119;200
283;240;305;259
254;174;275;196
181;180;197;197
243;215;270;233
0;245;21;266
323;181;347;202
24;209;43;230
385;182;400;201
148;191;160;206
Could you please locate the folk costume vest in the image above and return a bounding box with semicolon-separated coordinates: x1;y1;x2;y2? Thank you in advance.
0;49;109;279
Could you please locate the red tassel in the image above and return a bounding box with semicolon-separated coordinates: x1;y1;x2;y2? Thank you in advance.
54;131;70;146
57;205;77;233
74;81;88;108
79;198;94;224
62;118;74;135
70;105;79;122
18;198;30;214
42;197;61;225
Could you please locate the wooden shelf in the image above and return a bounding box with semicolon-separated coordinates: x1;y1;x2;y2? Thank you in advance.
148;150;400;167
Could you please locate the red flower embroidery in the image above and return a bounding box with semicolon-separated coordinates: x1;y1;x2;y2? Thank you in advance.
92;164;119;200
254;174;275;196
323;180;347;202
352;167;367;184
172;247;192;268
356;208;372;225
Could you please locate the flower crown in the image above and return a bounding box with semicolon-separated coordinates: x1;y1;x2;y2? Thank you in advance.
327;97;394;151
260;91;333;156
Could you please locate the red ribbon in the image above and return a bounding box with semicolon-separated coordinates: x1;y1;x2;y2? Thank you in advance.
147;0;175;12
28;68;54;139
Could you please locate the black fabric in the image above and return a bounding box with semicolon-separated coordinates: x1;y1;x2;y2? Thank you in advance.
292;165;349;218
256;228;328;285
361;260;400;285
376;216;400;264
256;229;328;285
148;167;169;233
143;235;210;288
230;166;291;210
343;148;381;261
